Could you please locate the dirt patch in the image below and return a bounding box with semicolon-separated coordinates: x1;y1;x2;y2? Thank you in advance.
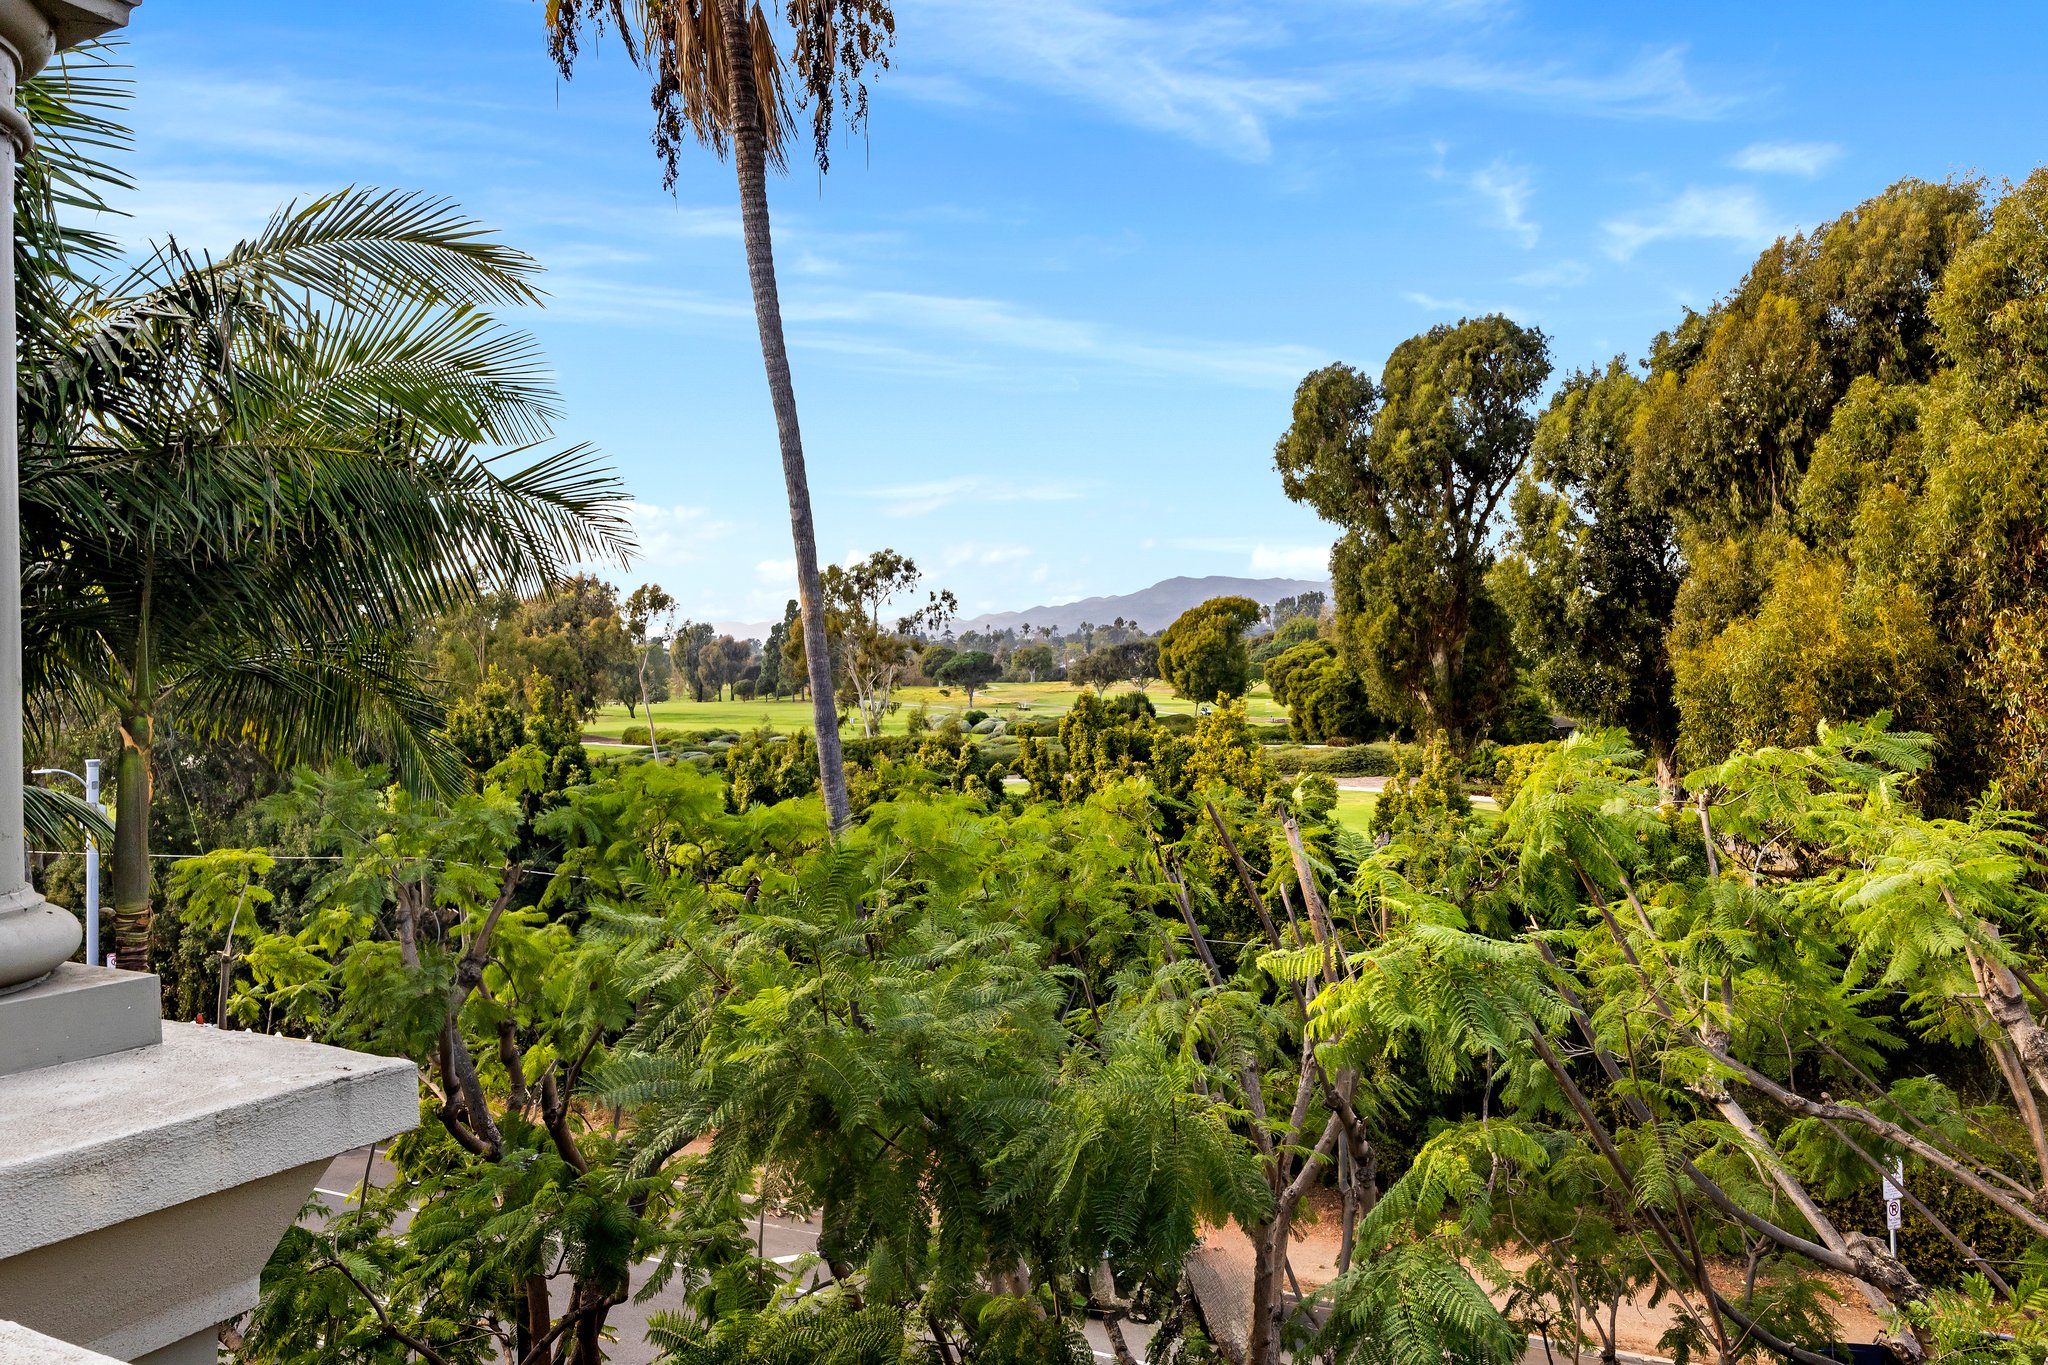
1195;1200;1890;1362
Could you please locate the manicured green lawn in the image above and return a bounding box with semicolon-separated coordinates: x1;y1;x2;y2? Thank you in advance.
1330;788;1377;835
591;681;1289;743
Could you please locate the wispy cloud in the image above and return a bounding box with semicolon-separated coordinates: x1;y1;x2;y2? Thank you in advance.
1250;543;1330;577
1402;289;1498;314
942;542;1036;568
1361;45;1740;121
798;290;1321;386
1469;160;1538;247
900;0;1324;160
855;476;1097;518
628;502;735;561
1513;259;1590;289
554;278;1322;387
900;3;1737;163
1168;536;1332;579
1730;140;1842;177
1603;187;1781;260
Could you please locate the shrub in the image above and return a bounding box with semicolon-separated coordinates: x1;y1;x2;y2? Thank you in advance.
724;729;818;811
1490;741;1560;804
1104;691;1156;722
1370;736;1471;835
1266;742;1418;777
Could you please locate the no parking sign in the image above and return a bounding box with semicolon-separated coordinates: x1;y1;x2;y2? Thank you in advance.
1881;1161;1904;1254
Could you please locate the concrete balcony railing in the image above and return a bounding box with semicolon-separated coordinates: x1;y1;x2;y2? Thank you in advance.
0;0;424;1354
0;966;420;1363
1;1318;129;1362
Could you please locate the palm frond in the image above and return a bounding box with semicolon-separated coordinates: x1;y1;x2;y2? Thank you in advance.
26;781;113;849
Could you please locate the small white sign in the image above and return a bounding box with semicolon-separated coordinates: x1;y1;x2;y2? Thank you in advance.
1885;1197;1902;1231
1883;1161;1904;1233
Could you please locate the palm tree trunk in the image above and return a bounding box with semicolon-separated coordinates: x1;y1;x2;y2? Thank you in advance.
113;565;155;971
112;705;152;970
716;0;850;834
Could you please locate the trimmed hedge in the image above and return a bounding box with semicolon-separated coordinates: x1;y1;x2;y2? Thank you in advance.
1265;742;1420;778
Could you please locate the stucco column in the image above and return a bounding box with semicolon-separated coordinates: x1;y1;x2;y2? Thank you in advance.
0;0;137;993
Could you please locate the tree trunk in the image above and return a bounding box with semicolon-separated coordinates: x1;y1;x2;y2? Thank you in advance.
113;564;156;971
112;706;152;970
1243;1215;1279;1365
1651;735;1681;802
716;0;850;834
641;656;659;757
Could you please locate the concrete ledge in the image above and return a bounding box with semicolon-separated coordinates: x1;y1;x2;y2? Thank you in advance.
0;1161;309;1358
0;1319;122;1362
0;963;161;1078
0;1022;418;1259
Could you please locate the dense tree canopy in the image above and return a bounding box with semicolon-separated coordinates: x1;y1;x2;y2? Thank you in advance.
1277;316;1550;741
1157;595;1261;704
1642;172;2048;803
1492;360;1683;784
937;649;1000;705
1631;178;1984;536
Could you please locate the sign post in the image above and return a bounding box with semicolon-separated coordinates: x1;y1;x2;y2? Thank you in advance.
1881;1159;1904;1257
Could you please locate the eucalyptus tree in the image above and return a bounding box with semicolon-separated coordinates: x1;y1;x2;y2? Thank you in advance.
1493;360;1683;789
820;549;954;736
1276;317;1550;743
21;190;631;967
543;0;901;834
624;583;677;751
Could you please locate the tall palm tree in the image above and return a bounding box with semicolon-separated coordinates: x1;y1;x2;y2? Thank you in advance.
544;0;897;835
21;187;634;967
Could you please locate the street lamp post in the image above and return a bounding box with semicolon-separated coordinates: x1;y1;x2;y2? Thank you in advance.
31;759;100;966
0;0;138;993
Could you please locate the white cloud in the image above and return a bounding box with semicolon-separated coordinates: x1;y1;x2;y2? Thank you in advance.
1602;187;1781;260
580;503;733;589
627;502;734;559
1361;44;1741;121
1250;543;1330;577
942;542;1035;568
1403;289;1490;314
791;289;1321;387
1469;160;1539;247
899;0;1326;161
902;3;1738;162
1731;141;1842;178
537;276;1319;388
755;558;797;583
854;476;1097;518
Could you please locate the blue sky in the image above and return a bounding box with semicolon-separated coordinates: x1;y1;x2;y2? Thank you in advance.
108;1;2046;629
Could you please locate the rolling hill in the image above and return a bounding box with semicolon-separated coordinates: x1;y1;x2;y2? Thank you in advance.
953;575;1329;636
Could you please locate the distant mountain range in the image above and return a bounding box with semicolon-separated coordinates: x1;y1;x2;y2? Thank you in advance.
953;575;1330;637
705;575;1331;642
